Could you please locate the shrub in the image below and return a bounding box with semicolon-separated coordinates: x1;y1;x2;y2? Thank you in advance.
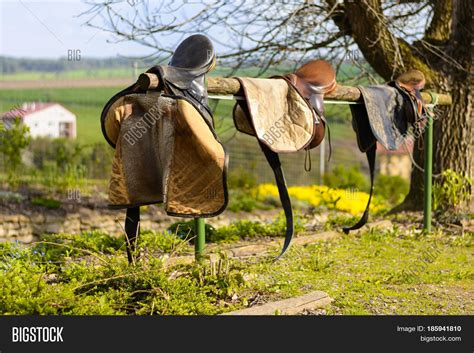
167;220;217;243
210;213;306;243
31;197;61;209
228;166;257;189
374;174;409;206
323;165;369;191
432;169;472;212
0;118;31;187
227;189;269;212
27;138;113;190
254;183;386;215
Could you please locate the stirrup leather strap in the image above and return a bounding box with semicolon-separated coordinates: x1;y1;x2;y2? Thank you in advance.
343;143;376;234
125;207;140;264
259;142;294;259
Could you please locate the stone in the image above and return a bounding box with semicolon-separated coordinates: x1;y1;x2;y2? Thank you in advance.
292;231;340;246
230;244;272;258
223;291;333;315
30;214;45;224
348;220;394;236
44;222;64;233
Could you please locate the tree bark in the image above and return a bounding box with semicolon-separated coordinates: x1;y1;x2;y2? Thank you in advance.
435;0;474;208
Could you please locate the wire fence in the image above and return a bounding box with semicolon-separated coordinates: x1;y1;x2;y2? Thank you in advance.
223;132;367;186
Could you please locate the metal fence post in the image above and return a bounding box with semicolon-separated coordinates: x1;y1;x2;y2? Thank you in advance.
423;115;433;232
194;217;205;262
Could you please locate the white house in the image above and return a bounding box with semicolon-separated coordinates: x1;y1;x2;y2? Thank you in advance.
377;140;413;180
1;102;76;139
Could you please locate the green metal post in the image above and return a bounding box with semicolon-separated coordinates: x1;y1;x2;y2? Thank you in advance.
194;217;205;262
423;115;433;232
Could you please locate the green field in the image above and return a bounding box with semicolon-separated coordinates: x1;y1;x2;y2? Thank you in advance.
0;65;309;82
0;68;134;81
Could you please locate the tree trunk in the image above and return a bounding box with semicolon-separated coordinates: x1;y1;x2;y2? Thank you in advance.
405;0;474;211
433;0;474;210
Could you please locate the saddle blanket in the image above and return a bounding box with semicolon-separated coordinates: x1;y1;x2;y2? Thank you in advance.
233;77;316;153
350;85;416;152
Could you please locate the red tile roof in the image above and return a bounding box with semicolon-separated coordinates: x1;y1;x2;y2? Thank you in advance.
1;102;58;119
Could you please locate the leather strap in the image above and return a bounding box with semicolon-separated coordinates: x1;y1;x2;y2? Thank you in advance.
125;206;140;264
259;142;294;259
326;123;332;162
304;149;312;172
343;143;376;234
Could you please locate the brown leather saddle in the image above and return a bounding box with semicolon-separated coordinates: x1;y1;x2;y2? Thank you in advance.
280;60;337;148
233;60;337;257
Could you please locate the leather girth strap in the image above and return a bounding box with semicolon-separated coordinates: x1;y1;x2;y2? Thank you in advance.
343;143;376;234
258;142;294;258
125;206;140;263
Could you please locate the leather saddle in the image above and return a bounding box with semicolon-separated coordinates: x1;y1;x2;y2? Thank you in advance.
281;60;337;148
100;34;228;263
344;69;427;234
232;60;337;257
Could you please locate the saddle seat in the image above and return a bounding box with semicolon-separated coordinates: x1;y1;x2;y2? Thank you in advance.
168;34;216;73
394;69;426;119
156;34;217;124
285;60;337;97
395;69;426;92
283;60;337;149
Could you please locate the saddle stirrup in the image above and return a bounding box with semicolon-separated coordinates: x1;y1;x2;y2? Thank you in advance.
343;144;376;234
124;206;140;264
259;142;294;259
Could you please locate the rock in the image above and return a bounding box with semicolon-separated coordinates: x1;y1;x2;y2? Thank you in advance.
292;231;340;246
44;224;63;234
30;214;45;224
230;244;272;258
223;291;333;315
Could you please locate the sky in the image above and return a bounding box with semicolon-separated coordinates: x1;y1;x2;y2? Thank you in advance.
0;0;158;58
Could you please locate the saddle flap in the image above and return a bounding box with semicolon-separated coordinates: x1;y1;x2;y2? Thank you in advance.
106;92;175;207
164;98;227;217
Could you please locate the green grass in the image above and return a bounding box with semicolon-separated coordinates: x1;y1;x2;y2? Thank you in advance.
251;229;473;314
0;223;472;315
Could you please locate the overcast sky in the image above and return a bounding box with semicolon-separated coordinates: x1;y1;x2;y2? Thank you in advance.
0;0;158;58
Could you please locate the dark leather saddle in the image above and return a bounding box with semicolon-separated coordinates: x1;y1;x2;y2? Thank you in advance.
100;34;227;263
344;69;427;234
232;60;337;257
